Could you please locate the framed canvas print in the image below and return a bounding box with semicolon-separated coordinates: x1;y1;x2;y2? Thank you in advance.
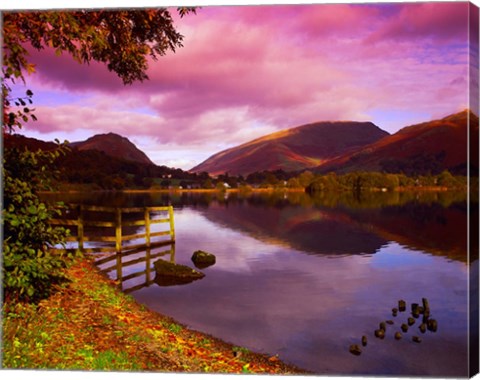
1;0;479;378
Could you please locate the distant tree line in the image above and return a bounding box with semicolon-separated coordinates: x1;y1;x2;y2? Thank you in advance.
49;146;472;192
50;147;209;190
209;169;470;193
304;170;469;194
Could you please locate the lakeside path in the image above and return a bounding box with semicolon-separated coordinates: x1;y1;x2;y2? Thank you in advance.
2;256;307;374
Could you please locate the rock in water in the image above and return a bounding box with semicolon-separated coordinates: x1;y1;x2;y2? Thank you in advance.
394;332;402;340
422;298;430;318
191;250;216;269
398;300;406;312
411;304;420;318
422;298;430;310
362;335;367;347
412;336;422;343
419;323;427;334
349;344;362;356
154;259;205;286
427;319;438;332
374;329;385;339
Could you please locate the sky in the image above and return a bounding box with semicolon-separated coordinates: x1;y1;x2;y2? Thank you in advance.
4;0;475;170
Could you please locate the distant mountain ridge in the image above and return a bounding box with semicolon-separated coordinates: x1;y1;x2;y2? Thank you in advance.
191;121;389;176
70;132;153;165
191;110;478;177
315;109;479;176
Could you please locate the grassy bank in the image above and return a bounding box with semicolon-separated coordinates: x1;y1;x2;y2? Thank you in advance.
2;256;306;374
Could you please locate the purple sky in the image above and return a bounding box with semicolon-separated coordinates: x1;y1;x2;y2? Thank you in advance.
8;1;474;170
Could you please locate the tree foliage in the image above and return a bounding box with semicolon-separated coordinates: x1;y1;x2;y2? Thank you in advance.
2;8;196;302
2;8;195;131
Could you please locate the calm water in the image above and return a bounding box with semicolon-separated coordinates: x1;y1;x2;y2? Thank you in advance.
42;190;476;376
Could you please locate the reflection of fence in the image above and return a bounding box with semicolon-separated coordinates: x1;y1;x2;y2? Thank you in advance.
95;244;175;294
50;205;175;255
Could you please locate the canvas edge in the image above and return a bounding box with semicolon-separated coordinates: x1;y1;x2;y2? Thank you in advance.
468;1;480;378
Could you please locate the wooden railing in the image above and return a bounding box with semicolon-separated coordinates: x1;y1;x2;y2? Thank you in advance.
50;205;175;255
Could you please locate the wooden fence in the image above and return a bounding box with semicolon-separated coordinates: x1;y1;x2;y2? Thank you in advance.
50;204;175;255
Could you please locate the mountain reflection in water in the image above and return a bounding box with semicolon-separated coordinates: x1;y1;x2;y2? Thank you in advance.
197;192;470;262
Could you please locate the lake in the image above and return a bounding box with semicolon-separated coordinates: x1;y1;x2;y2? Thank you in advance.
41;190;477;377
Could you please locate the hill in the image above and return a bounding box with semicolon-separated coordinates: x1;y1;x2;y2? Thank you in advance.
190;121;389;176
3;133;58;151
316;110;479;176
3;133;206;190
70;132;154;165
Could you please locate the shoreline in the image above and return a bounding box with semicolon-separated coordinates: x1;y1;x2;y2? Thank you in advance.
39;187;306;194
39;185;467;195
2;255;308;374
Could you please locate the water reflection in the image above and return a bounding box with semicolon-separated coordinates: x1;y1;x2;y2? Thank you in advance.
198;196;470;262
41;189;474;263
96;243;175;293
200;204;387;256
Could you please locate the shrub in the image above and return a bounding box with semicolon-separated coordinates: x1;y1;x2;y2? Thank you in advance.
2;143;75;302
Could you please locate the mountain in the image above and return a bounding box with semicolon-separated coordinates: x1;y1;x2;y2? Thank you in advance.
4;132;203;190
191;121;389;176
70;132;154;165
316;110;479;176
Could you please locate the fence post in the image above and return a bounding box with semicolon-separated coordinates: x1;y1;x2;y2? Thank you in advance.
168;206;175;242
144;208;151;247
115;208;122;254
77;205;84;252
169;243;176;263
145;247;151;284
115;208;122;288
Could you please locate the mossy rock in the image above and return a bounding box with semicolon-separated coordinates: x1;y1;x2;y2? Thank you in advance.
154;259;205;286
191;250;216;269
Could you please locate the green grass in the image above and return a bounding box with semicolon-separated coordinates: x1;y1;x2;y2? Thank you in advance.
166;322;183;334
2;257;305;374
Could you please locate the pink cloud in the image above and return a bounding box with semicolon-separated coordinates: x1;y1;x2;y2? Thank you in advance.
367;2;469;43
291;3;381;38
30;103;163;136
12;3;472;169
27;46;127;93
